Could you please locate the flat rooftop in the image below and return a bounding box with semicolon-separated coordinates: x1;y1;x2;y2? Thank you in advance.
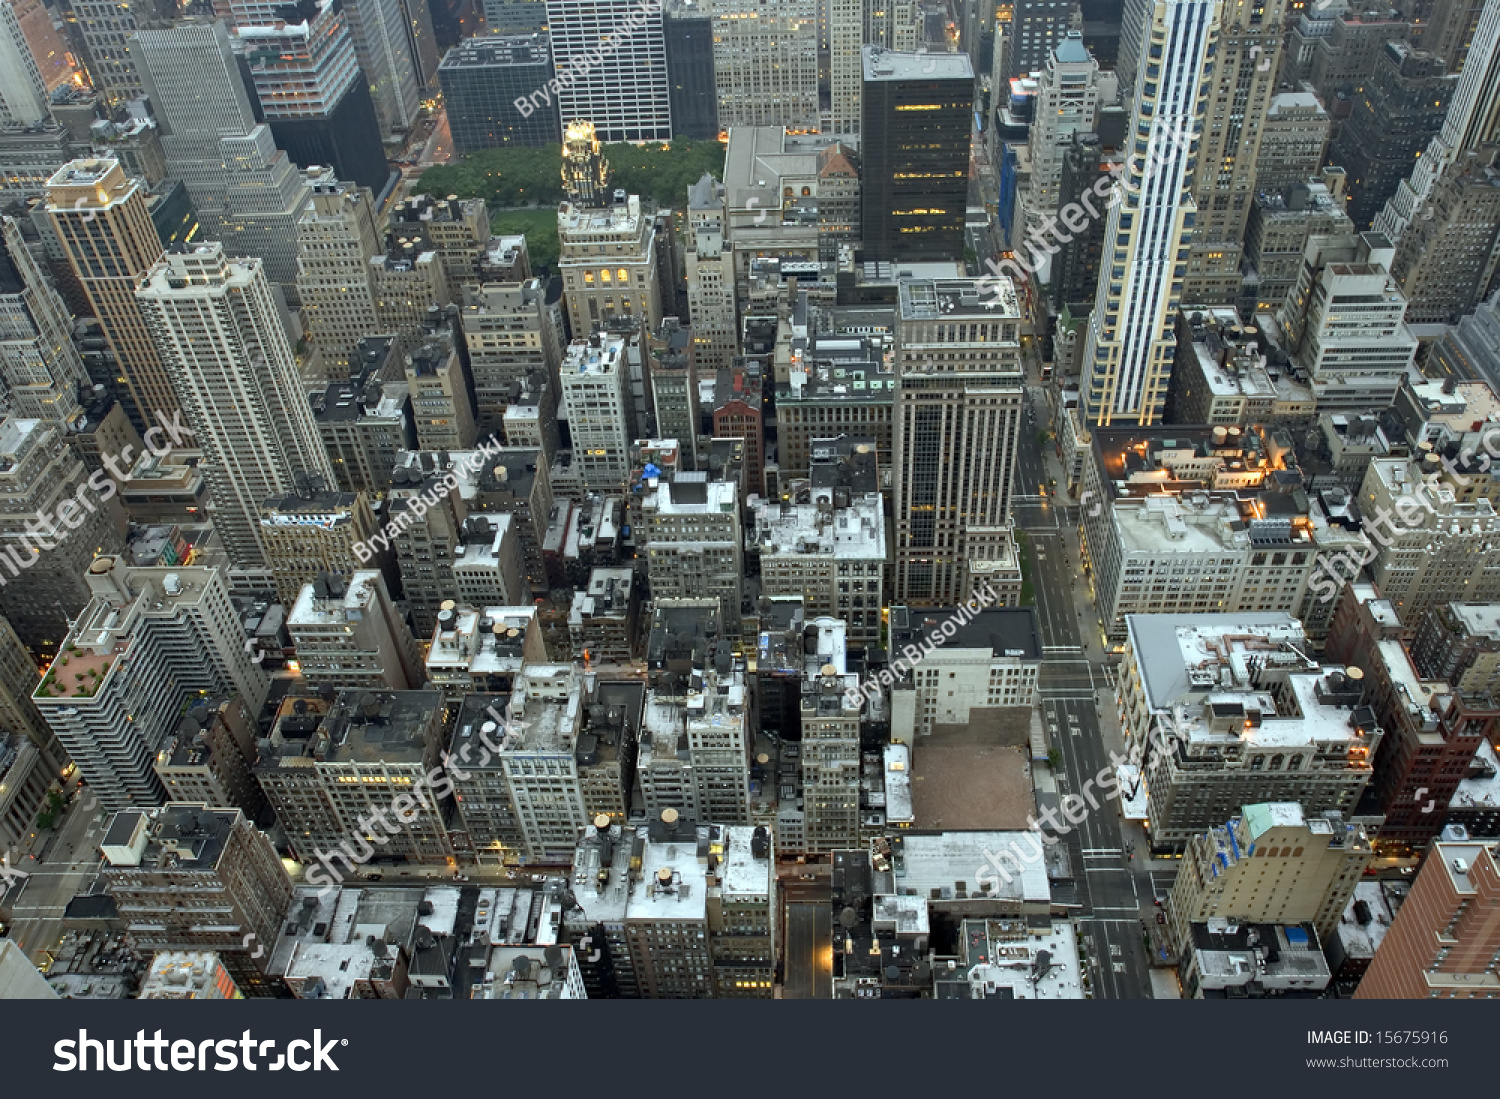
939;918;1083;999
321;691;441;764
894;605;1043;660
863;45;974;81
898;277;1020;320
899;831;1052;906
1451;603;1500;640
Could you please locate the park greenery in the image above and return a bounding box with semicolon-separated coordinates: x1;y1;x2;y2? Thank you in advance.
417;139;725;270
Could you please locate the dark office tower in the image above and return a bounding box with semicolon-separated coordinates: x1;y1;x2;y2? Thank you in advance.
664;0;717;140
1329;43;1455;229
1005;0;1075;83
859;46;973;263
231;0;393;196
1049;132;1115;316
1078;0;1121;67
1117;0;1148;95
429;0;479;53
440;33;561;152
482;0;547;33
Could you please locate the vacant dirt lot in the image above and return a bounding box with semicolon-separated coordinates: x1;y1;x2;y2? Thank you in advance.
910;707;1035;831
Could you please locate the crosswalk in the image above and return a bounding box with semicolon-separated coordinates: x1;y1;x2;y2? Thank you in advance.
1082;848;1124;860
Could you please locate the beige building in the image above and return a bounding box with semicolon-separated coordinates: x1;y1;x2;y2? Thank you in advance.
388;193;489;287
1120;614;1382;850
295;170;383;372
405;327;477;451
259;490;381;607
254;690;453;867
557;192;662;337
1169;802;1372;953
1361;457;1500;628
892;277;1024;604
710;0;818;130
642;476;744;638
286;571;422;691
459;279;564;441
752;490;884;646
1182;0;1288;304
371;236;452;354
43;158;174;420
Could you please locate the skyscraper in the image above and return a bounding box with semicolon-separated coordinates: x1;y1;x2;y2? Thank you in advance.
0;0;47;126
0;416;126;654
1376;0;1500;322
1004;0;1076;85
1019;32;1100;235
129;21;312;293
1180;0;1287;305
663;0;717;139
136;244;334;571
67;0;175;108
712;0;818;131
1329;42;1454;230
34;558;269;810
1080;0;1219;428
892;277;1025;604
44;158;175;427
230;0;394;194
294;168;383;371
439;32;561;152
10;0;77;93
545;0;672;141
860;47;974;263
342;0;424;141
0;215;88;422
561;334;632;489
829;0;864;134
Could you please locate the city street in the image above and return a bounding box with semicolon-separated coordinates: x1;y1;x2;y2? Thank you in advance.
1017;384;1164;998
5;787;106;965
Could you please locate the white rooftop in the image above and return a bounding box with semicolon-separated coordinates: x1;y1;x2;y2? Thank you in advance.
884;744;913;824
900;831;1052;905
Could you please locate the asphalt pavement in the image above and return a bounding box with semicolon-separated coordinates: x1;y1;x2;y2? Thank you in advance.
5;786;106;964
1016;384;1171;998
